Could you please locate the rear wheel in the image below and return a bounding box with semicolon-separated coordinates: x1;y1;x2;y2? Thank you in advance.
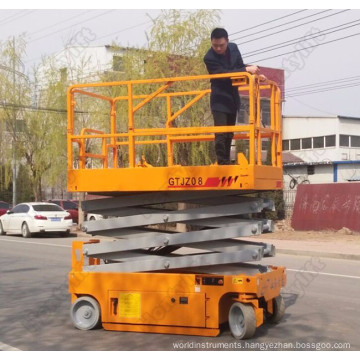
228;302;256;340
267;295;285;323
71;296;101;330
60;229;71;237
0;221;6;235
22;222;31;238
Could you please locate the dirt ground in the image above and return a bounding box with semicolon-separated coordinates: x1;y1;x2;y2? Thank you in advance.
257;220;360;243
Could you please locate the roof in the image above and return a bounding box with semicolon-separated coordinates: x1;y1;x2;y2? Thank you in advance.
282;152;305;164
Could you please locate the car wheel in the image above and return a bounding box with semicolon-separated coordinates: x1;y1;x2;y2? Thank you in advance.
89;216;95;221
60;229;71;237
22;222;32;238
0;221;6;235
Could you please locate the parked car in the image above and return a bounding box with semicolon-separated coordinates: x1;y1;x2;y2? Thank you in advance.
48;199;78;223
86;213;104;221
0;201;10;216
0;202;73;238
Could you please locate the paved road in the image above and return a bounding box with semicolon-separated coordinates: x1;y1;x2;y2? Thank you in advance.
0;234;359;351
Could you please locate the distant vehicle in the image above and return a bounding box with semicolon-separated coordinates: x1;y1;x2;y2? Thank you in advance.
86;213;104;221
0;201;10;217
48;199;79;223
0;202;72;238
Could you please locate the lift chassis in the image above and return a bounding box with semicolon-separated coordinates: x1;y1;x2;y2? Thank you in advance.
67;72;286;339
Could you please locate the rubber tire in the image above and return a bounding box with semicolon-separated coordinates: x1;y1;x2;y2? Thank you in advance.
228;302;256;340
71;296;101;330
22;222;31;238
60;229;70;237
0;221;6;235
289;178;297;189
89;216;95;221
267;294;285;324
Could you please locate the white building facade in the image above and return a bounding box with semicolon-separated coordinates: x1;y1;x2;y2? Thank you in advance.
282;116;360;189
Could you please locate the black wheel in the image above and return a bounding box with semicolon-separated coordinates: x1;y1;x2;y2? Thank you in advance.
71;296;101;330
22;222;31;238
228;302;256;340
60;229;71;237
0;221;6;235
267;295;285;324
289;178;297;189
301;179;310;185
89;216;95;221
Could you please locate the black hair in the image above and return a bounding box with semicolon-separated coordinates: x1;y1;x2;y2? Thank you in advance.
211;28;228;40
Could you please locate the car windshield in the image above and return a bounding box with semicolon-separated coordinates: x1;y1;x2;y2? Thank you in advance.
33;204;64;212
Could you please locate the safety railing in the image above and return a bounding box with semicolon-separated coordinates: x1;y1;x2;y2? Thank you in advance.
67;73;282;170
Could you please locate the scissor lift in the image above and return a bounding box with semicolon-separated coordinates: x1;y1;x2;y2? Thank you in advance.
67;72;286;339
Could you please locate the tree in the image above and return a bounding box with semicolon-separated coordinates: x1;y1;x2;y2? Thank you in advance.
100;9;221;167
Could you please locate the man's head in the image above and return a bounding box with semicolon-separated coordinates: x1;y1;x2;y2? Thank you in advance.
210;28;229;55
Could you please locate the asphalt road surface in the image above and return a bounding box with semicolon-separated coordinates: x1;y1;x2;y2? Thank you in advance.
0;234;359;351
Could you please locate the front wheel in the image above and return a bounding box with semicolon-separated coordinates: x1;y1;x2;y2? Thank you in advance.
267;295;285;324
228;302;256;340
71;296;101;330
22;222;31;238
0;221;6;235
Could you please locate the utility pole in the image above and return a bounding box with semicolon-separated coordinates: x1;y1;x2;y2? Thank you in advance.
12;36;17;207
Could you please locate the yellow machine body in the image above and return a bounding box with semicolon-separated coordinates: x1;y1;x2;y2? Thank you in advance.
70;241;286;337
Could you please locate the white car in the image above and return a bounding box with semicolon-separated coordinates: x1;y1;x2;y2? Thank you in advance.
0;202;73;238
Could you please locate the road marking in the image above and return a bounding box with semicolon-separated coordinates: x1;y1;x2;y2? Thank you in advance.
0;341;21;351
287;268;360;280
0;238;71;248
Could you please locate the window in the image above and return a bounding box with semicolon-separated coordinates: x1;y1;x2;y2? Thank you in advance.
313;136;324;148
340;135;350;147
307;165;315;175
290;139;300;150
33;204;63;212
351;135;360;148
282;140;289;151
325;135;336;147
301;138;312;149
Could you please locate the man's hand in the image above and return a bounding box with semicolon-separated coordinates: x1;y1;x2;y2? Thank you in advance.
259;74;267;82
245;65;260;74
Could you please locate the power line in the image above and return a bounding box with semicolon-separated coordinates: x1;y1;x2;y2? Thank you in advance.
251;30;360;63
229;9;308;36
243;18;360;58
27;10;94;37
236;9;350;46
286;81;360;97
286;75;360;92
28;9;116;44
0;10;37;27
231;9;331;42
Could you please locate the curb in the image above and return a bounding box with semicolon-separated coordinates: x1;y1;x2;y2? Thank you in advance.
276;248;360;261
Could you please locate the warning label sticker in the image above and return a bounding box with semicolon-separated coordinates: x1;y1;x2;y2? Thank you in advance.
232;277;244;284
119;293;141;318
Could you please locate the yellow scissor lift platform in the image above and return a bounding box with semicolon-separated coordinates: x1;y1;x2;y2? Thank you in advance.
67;73;286;339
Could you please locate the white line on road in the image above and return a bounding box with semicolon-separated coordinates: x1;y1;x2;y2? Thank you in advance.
0;238;71;248
0;341;21;351
287;268;360;280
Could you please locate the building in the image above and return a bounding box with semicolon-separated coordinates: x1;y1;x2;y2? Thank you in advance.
282;115;360;189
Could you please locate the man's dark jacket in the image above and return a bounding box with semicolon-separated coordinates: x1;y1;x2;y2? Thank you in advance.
204;42;246;114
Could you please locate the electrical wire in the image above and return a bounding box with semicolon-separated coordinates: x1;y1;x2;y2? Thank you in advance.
231;9;331;42
236;9;350;46
229;9;308;36
243;18;360;57
251;30;360;63
28;10;116;44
